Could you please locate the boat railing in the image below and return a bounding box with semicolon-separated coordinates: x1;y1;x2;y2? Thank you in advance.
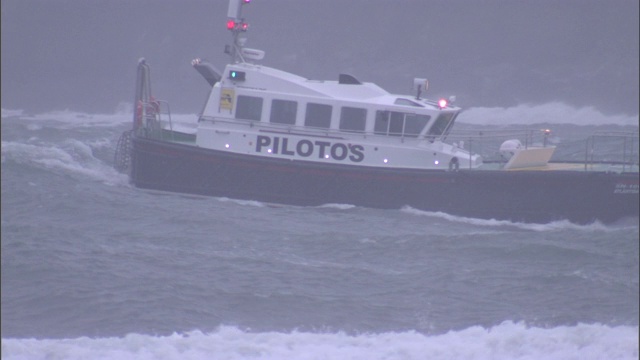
445;128;547;161
199;116;538;147
199;116;432;141
197;116;638;172
138;99;175;141
584;131;639;172
446;128;638;172
155;99;175;140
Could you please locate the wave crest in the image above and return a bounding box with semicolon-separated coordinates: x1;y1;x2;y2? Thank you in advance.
458;102;639;126
2;322;637;360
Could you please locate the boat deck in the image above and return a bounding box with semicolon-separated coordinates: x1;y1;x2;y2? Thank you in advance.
479;161;638;173
151;129;638;174
147;119;638;175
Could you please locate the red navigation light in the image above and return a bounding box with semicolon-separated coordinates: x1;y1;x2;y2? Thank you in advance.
243;0;251;3
226;20;236;30
241;22;249;31
438;98;448;109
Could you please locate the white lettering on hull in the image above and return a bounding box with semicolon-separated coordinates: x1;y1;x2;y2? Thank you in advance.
256;135;364;162
614;183;639;194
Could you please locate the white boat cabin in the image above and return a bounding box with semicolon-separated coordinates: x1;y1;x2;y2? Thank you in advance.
187;0;482;171
195;61;482;170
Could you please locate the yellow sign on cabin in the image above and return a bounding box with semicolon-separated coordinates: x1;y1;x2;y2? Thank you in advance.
220;88;234;112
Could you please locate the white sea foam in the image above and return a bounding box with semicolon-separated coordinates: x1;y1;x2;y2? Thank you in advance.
400;206;636;232
0;107;199;130
1;108;24;118
216;197;267;208
1;322;637;360
458;102;639;126
1;140;129;186
318;203;358;210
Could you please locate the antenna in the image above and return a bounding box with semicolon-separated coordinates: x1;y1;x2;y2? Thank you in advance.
225;0;252;63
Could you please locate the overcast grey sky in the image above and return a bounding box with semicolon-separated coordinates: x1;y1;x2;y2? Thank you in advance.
2;0;638;116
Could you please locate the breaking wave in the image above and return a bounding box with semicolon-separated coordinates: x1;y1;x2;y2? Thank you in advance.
1;140;128;186
401;206;638;232
1;108;199;130
2;322;637;360
458;102;639;126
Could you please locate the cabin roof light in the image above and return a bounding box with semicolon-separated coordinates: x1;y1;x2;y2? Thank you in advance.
438;98;448;109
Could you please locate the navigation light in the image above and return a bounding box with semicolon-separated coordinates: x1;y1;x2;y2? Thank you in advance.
438;98;448;109
226;20;249;31
229;70;246;81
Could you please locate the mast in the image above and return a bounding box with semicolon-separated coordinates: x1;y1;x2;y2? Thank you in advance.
225;0;251;63
225;0;264;63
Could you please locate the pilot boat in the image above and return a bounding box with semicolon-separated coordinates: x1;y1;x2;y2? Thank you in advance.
115;0;639;224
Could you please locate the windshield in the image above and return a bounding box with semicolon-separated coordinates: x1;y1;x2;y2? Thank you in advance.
426;112;457;140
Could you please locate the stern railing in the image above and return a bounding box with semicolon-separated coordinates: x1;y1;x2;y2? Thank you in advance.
584;131;639;172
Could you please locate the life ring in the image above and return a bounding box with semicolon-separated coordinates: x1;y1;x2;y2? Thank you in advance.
448;157;459;171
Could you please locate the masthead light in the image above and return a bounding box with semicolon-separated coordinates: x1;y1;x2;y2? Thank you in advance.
226;20;249;31
438;98;448;109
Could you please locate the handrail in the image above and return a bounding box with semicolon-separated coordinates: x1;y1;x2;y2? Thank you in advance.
196;116;545;147
198;115;430;143
192;115;639;172
585;131;638;172
156;100;174;141
138;99;174;141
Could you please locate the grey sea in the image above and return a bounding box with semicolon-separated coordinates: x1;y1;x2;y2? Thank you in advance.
2;0;639;357
1;109;638;359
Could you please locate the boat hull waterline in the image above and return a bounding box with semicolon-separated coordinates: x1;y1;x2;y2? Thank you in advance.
131;136;639;224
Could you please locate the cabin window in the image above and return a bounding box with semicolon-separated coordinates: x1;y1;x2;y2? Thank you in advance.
427;112;455;138
270;99;297;125
304;103;332;129
404;114;431;137
375;111;430;137
236;95;263;121
339;107;366;132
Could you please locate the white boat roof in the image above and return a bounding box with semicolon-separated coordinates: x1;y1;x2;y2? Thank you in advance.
225;62;450;111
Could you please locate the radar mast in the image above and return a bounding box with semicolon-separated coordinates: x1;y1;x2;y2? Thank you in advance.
225;0;264;63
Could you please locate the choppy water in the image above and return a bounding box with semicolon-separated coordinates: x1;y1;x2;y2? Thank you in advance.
1;108;638;359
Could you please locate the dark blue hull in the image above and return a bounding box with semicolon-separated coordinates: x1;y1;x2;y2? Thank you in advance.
131;136;639;224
